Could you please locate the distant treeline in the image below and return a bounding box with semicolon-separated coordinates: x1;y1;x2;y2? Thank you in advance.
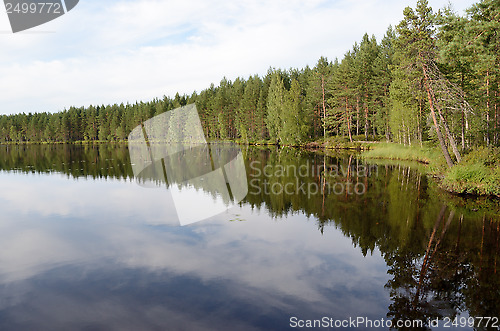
0;0;499;153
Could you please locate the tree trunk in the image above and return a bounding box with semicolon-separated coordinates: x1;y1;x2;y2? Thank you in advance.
418;95;422;146
485;70;490;146
422;67;454;168
386;116;390;141
345;96;353;142
364;83;369;140
495;90;498;145
321;76;326;138
356;96;360;136
461;110;466;150
435;103;462;163
384;87;390;141
460;72;466;150
423;67;461;163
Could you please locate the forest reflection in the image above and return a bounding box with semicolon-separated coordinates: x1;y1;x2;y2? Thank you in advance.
0;143;498;329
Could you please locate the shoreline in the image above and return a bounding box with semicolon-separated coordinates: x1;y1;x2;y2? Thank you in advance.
360;143;500;199
2;140;498;199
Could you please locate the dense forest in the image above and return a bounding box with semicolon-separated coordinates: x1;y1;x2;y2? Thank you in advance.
0;0;499;158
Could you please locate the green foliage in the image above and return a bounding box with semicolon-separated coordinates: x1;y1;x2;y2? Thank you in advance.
281;79;309;145
390;0;438;148
265;72;285;142
265;73;309;146
388;66;423;145
442;147;500;196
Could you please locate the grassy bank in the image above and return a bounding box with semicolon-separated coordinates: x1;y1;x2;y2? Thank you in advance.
304;135;381;150
441;147;500;197
362;142;440;164
363;143;500;198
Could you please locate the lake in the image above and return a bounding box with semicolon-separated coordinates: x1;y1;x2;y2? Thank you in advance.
0;144;498;330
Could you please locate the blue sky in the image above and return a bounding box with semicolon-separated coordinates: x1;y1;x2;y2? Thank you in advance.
0;0;478;116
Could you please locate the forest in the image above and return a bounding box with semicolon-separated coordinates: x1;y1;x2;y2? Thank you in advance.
0;0;499;161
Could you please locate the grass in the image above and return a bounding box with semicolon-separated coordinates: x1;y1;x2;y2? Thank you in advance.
310;135;381;150
362;142;441;164
362;143;500;198
441;147;500;197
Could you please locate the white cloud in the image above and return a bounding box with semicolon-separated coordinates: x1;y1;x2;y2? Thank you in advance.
0;171;389;310
0;0;478;115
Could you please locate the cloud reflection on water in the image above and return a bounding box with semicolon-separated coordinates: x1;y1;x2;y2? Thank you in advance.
0;171;389;330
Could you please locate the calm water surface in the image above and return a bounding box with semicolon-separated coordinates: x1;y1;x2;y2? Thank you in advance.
0;144;498;330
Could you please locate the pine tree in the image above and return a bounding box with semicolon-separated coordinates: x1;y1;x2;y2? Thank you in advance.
395;0;461;167
281;79;308;145
307;57;332;138
465;0;500;146
357;34;380;139
265;71;285;143
437;7;473;148
372;27;396;140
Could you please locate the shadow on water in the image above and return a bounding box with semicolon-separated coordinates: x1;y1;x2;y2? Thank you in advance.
0;143;499;329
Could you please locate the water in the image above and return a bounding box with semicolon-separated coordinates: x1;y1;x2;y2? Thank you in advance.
0;144;498;330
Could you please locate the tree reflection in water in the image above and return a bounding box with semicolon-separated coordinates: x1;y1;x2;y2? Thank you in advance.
0;144;498;329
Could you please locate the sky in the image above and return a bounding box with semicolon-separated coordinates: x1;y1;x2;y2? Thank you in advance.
0;0;478;116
